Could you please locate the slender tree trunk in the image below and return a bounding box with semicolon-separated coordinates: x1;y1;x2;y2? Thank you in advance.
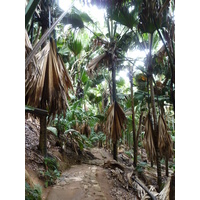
112;61;117;161
129;66;137;167
151;160;154;167
39;115;47;157
38;3;49;157
149;76;162;191
165;153;169;177
148;33;162;191
135;112;143;163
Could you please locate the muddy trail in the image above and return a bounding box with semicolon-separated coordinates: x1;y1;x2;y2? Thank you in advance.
47;148;113;200
47;148;133;200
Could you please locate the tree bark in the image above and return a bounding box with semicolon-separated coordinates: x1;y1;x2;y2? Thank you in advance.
38;3;49;157
112;61;117;161
129;66;137;167
39;115;47;157
148;33;162;191
149;76;162;191
165;153;169;177
135;112;143;163
113;142;118;161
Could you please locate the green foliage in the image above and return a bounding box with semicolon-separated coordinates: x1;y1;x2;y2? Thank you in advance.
108;5;138;29
88;131;106;146
62;13;84;28
40;157;60;187
25;105;35;111
25;182;42;200
25;0;40;28
136;161;148;173
65;129;92;150
47;126;58;136
117;31;137;52
44;157;59;171
169;158;175;172
125;150;133;158
68;39;83;56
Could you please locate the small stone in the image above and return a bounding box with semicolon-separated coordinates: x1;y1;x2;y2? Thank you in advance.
84;185;88;190
92;184;101;192
58;180;66;186
91;180;98;184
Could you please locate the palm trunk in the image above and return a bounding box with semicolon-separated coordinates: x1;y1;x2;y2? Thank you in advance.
148;33;162;191
129;66;137;167
39;115;47;157
151;160;154;167
112;61;117;161
135;112;143;163
149;75;162;191
165;153;169;177
38;3;49;157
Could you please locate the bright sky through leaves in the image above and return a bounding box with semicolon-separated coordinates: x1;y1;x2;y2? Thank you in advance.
58;0;153;84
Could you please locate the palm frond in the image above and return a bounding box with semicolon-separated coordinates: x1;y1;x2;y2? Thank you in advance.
105;101;126;143
68;39;83;56
25;0;40;27
143;113;156;161
87;53;108;73
25;30;39;79
108;6;138;29
26;39;73;119
25;2;74;68
158;114;173;158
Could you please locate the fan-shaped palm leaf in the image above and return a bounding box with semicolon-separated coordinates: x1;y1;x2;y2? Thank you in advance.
143;113;156;161
105;101;126;143
25;30;40;80
108;6;138;29
158;114;173;158
26;39;73;118
68;39;83;56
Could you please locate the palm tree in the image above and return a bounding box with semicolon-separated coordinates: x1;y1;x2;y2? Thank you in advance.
85;4;140;160
25;0;87;156
138;0;174;191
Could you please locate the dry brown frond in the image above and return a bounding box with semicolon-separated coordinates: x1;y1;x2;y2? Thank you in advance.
105;101;126;143
25;30;39;79
87;53;108;72
25;39;73;118
158;114;173;158
143;113;156;162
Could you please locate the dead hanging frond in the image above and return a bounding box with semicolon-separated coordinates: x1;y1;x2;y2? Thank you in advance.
143;113;156;162
158;114;173;158
87;52;109;74
25;38;73;119
105;101;126;143
25;30;39;79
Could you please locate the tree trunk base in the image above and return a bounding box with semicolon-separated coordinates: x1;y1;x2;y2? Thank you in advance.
113;142;117;161
39;116;47;157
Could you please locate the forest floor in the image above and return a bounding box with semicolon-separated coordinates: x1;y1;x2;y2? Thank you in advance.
25;117;174;200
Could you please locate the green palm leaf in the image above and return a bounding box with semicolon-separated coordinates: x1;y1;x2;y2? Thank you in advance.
108;6;138;29
68;39;83;56
25;0;40;28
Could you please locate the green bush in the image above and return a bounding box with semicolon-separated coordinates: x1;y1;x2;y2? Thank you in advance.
25;182;42;200
40;157;60;187
136;161;147;173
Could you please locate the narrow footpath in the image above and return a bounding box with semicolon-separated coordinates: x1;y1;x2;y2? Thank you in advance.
47;148;115;200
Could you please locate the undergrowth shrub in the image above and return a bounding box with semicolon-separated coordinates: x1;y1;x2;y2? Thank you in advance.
25;182;42;200
39;157;60;187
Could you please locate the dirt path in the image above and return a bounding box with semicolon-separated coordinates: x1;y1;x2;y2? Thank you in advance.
46;148;115;200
